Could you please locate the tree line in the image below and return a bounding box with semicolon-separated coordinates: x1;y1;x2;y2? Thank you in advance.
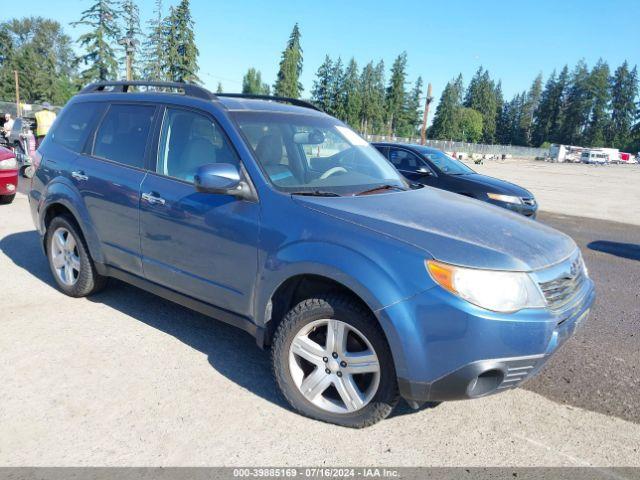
430;62;639;152
0;0;200;105
1;3;638;152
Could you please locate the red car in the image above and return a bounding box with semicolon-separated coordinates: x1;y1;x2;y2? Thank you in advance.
0;145;18;204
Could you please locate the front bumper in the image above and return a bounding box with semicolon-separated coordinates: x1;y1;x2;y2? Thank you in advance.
0;169;18;195
379;275;594;403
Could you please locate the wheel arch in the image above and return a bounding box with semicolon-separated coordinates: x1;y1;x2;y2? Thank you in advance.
40;182;104;266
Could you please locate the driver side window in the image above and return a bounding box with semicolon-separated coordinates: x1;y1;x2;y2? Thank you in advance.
388;148;422;171
157;108;239;183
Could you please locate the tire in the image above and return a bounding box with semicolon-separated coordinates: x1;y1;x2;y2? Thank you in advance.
45;215;107;297
0;194;15;204
272;294;399;428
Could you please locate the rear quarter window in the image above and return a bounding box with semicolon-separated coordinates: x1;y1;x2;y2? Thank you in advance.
50;102;104;153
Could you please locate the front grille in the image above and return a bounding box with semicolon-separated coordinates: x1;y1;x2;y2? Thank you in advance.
522;197;536;206
538;256;587;310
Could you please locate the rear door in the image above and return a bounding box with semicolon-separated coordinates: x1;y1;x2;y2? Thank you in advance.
71;103;157;276
139;106;259;318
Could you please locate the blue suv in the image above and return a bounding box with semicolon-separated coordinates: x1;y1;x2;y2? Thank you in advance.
29;81;595;428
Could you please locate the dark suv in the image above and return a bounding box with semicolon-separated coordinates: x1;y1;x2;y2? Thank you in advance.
29;81;593;428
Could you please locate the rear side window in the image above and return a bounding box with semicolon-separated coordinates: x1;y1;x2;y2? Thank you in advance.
93;104;155;169
50;102;103;152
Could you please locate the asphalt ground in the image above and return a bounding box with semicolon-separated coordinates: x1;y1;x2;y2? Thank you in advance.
527;212;640;424
0;187;639;466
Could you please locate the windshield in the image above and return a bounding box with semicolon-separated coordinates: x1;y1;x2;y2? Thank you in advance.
416;147;474;175
232;111;406;195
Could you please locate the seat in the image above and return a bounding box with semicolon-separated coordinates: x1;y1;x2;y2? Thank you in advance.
255;134;294;183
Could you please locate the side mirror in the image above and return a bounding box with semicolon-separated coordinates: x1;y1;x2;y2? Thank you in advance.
194;163;251;199
417;167;433;176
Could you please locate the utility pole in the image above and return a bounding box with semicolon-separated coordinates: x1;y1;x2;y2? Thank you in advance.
420;83;434;145
14;70;21;117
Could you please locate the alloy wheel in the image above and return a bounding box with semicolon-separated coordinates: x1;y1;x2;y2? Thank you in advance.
288;318;380;414
50;227;80;287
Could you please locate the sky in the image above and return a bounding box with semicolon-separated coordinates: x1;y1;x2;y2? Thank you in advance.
2;0;639;106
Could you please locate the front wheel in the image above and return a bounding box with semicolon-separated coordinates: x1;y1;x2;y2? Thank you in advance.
272;294;399;428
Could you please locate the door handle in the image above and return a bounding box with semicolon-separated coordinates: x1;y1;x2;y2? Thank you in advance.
71;171;89;181
141;192;166;206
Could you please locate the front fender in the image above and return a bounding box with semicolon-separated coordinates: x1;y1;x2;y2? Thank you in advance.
38;179;104;265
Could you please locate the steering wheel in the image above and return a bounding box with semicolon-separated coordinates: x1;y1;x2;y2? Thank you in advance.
320;166;348;180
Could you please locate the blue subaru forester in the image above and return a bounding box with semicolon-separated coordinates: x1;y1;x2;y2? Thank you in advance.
29;81;595;427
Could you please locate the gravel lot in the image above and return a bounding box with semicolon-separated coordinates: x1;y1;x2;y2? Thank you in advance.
465;158;640;226
0;187;639;467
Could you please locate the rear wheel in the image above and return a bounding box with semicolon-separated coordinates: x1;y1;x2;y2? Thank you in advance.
46;215;107;297
0;194;15;204
272;294;399;428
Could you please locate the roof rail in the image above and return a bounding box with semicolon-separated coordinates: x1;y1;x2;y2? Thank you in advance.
79;81;215;101
216;93;322;112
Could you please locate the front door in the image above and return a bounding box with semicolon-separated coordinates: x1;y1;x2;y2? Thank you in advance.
139;106;260;318
387;147;437;186
71;103;156;275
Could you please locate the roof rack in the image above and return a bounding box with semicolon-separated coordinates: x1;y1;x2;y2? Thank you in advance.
78;82;322;112
79;81;215;101
216;93;322;112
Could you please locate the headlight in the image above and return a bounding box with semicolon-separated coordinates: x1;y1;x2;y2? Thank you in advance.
0;157;17;170
426;260;546;313
487;193;522;204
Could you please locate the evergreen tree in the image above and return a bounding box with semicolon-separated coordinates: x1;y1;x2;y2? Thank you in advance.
142;0;166;81
530;67;570;145
311;55;333;112
341;58;361;129
242;68;270;95
166;0;199;83
532;70;557;146
519;73;543;146
330;57;346;120
372;60;387;134
560;61;592;145
431;74;463;140
464;67;498;143
505;92;527;145
120;0;142;79
358;61;385;135
385;52;408;135
273;23;303;98
216;82;223;93
494;81;506;142
584;60;611;147
607;61;638;148
73;0;121;82
398;76;423;138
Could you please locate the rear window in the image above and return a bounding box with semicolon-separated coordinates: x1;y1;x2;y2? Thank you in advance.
50;102;104;153
93;104;155;169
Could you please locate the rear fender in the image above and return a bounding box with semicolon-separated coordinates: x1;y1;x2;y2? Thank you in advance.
39;178;104;265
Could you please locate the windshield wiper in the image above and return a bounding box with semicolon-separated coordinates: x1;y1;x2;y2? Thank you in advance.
290;190;341;197
354;184;406;196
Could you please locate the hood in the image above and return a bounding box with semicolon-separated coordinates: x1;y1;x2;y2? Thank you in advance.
293;187;575;272
449;173;533;197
